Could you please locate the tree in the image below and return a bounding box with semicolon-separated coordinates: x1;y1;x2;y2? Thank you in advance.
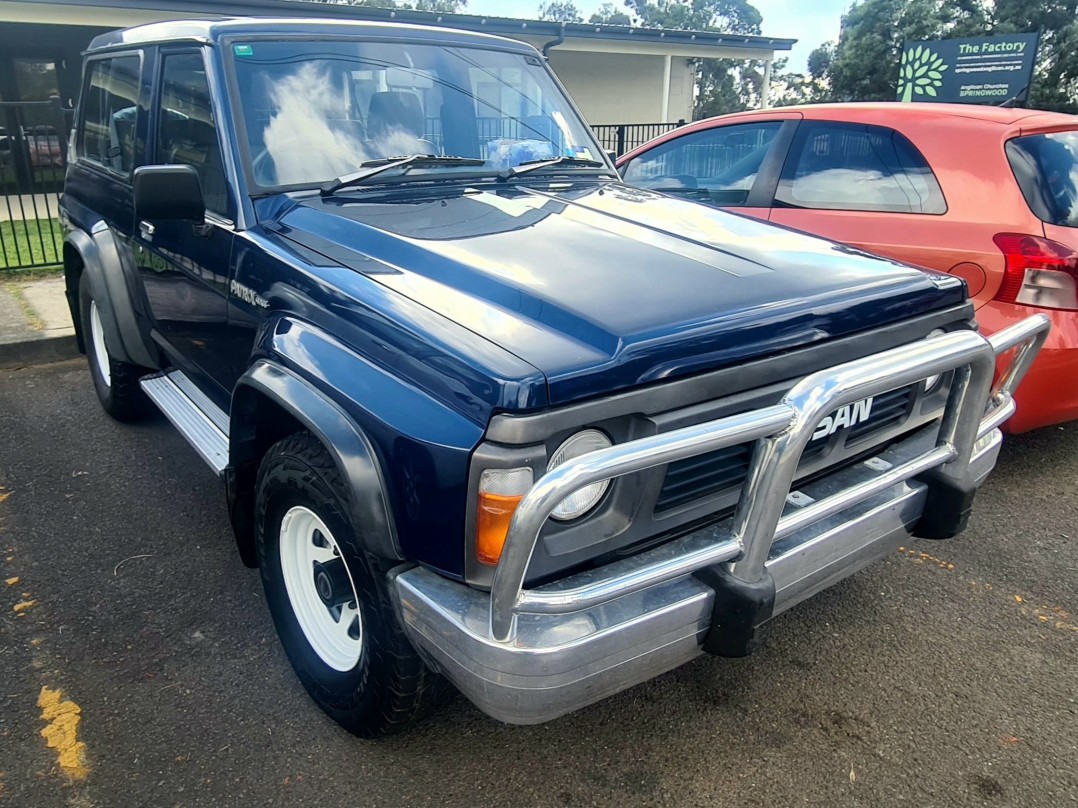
589;3;631;25
769;53;832;108
811;0;1076;112
410;0;467;9
992;0;1078;112
538;1;583;23
296;0;468;10
825;0;988;102
624;0;761;34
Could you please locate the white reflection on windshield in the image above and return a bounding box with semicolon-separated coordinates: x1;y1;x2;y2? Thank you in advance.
261;63;426;185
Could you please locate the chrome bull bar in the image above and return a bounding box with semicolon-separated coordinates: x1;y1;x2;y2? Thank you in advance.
489;315;1050;643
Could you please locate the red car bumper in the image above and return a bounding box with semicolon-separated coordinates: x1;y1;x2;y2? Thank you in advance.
977;301;1078;433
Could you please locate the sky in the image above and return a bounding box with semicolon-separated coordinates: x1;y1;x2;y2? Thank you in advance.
464;0;850;72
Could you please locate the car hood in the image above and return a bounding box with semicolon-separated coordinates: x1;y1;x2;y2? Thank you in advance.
269;182;967;406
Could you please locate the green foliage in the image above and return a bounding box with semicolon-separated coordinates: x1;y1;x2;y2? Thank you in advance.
992;0;1078;113
824;0;986;103
624;0;761;34
408;0;467;9
539;1;583;22
817;0;1077;112
302;0;468;10
589;3;631;24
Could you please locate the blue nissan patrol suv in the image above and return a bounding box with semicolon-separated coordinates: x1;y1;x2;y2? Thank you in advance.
60;18;1048;737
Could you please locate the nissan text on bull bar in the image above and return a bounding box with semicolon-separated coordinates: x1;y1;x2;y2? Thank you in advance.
60;18;1049;737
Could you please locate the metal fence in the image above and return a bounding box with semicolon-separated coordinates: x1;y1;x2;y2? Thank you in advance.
1;99;69;271
591;121;686;157
422;118;683;158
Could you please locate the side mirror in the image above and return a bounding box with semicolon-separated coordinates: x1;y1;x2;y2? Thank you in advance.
133;164;205;223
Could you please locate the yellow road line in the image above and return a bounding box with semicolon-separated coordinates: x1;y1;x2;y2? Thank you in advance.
37;686;88;781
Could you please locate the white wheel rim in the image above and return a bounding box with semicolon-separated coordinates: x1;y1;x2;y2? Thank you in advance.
279;505;363;671
89;300;111;388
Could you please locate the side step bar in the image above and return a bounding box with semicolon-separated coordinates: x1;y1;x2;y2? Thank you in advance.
140;370;229;476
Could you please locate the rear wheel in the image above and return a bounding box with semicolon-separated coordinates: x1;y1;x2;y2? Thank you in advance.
255;431;443;738
79;273;149;421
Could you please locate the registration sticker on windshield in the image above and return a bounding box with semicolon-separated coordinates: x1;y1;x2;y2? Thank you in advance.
233;44;254;57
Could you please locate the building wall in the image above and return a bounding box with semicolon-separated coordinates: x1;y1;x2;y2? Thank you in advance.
0;18;698;131
547;50;694;125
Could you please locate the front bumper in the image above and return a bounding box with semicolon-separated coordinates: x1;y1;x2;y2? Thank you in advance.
393;317;1048;725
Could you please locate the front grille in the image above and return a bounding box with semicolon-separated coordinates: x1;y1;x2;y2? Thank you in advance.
654;444;752;513
848;385;914;441
653;383;918;513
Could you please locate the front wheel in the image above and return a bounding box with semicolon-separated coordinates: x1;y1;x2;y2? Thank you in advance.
255;431;443;738
79;273;149;421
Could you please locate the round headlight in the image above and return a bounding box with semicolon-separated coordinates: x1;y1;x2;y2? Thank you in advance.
548;429;613;521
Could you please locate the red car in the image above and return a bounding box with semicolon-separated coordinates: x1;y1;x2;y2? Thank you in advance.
617;103;1078;433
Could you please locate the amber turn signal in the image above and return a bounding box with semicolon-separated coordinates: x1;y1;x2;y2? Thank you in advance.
476;491;524;565
475;467;533;566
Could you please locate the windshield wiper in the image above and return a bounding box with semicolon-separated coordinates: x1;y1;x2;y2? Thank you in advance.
497;155;612;181
320;155;486;195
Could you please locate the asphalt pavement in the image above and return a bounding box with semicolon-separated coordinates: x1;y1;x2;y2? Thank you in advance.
1;359;1076;808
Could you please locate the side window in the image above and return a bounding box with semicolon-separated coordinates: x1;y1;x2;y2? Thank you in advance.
775;121;946;214
156;52;228;215
79;55;140;175
621;122;783;206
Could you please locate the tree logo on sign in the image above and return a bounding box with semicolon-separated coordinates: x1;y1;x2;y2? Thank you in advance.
898;45;948;102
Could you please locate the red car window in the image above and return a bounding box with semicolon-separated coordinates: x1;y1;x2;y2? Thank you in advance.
775;121;946;215
621;121;782;207
1006;130;1078;228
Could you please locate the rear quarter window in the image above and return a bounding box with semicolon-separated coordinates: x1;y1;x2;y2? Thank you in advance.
1006;131;1078;227
775;121;947;214
78;54;141;176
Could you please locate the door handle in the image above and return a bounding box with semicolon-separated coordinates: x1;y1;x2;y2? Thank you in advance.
139;220;155;241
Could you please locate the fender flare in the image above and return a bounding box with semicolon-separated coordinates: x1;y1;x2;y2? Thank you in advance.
65;224;158;369
232;360;403;563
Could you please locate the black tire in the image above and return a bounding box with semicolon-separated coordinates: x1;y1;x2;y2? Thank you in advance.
255;431;443;738
78;273;149;421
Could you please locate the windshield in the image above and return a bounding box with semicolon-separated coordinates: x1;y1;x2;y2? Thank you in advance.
1006;130;1078;228
228;39;606;188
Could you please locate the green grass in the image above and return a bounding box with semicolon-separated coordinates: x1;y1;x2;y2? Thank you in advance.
0;218;62;270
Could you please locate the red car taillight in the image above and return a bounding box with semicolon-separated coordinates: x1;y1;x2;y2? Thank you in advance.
993;233;1078;311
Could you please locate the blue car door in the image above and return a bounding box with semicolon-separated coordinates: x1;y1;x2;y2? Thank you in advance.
136;47;235;403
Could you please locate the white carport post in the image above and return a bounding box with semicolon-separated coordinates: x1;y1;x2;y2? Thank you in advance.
660;54;672;122
761;57;773;109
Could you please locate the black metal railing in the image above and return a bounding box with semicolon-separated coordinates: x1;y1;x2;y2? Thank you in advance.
591;121;686;157
1;99;71;271
421;118;686;159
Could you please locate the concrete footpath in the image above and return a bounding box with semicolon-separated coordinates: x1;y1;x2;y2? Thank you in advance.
0;274;79;368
